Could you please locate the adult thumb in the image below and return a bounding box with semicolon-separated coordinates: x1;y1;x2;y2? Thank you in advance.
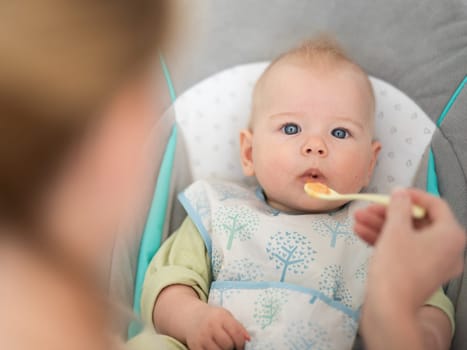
384;189;413;231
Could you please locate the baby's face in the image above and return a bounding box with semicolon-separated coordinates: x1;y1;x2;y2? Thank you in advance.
240;61;381;212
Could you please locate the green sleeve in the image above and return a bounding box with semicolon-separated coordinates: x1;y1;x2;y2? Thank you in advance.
126;328;186;350
425;287;455;336
140;216;211;327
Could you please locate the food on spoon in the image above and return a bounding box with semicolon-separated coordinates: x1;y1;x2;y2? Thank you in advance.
304;182;330;196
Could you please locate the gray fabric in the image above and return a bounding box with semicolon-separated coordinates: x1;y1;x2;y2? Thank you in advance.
108;108;192;336
169;0;467;124
413;146;430;190
165;1;467;349
164;124;193;239
436;85;467;227
429;85;467;350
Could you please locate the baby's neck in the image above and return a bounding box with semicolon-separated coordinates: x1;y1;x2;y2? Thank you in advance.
265;197;350;216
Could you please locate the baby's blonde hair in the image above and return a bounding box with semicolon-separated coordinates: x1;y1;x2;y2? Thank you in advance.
272;35;351;67
250;35;375;128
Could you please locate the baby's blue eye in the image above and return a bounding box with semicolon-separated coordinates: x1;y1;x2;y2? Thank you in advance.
282;123;301;135
331;128;349;139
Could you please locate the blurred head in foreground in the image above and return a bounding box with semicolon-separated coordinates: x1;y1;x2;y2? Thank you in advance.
0;0;175;348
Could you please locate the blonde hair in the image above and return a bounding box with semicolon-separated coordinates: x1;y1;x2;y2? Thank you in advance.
273;35;351;66
0;0;174;223
251;35;374;127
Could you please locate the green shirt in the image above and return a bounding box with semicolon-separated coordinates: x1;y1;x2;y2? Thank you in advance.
141;217;455;336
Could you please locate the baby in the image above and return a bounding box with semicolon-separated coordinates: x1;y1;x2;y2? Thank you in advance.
141;38;453;349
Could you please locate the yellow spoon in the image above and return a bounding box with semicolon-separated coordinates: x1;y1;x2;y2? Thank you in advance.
304;182;426;219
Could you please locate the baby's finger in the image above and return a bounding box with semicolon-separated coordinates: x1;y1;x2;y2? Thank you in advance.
213;328;234;350
354;223;378;245
223;318;249;350
200;337;222;350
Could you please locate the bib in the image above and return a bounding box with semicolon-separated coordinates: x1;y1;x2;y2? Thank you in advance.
179;180;372;350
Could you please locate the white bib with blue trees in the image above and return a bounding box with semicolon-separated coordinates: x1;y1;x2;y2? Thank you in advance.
178;180;372;350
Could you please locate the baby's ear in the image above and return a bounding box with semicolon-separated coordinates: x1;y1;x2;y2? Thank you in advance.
239;129;255;176
366;140;382;184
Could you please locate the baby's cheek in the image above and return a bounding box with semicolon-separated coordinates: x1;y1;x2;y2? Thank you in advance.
257;158;289;192
258;166;281;190
335;157;369;191
261;148;287;171
352;162;373;189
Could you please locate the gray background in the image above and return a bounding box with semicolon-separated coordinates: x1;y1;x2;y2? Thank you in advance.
166;1;467;348
116;1;466;348
169;0;467;124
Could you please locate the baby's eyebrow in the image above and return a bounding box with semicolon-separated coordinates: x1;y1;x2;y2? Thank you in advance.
333;117;364;131
269;112;304;119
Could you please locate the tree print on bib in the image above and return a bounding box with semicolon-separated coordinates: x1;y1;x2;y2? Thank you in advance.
184;186;210;221
266;231;316;282
213;205;259;250
319;264;352;308
218;258;265;282
285;320;332;350
253;289;289;329
310;208;356;248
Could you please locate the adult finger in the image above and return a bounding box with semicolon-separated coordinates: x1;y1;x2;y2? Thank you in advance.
383;189;413;232
354;204;386;219
354;208;385;233
354;222;378;246
365;204;387;218
404;188;453;222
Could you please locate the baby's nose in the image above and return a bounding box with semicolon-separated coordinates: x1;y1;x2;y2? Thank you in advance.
302;139;328;157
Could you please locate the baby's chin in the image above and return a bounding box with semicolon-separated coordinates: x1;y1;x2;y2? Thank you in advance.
267;196;350;214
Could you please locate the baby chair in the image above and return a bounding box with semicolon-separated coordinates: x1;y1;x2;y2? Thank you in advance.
108;1;467;349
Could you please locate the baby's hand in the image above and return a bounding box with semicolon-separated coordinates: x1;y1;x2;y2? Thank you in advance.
186;304;250;350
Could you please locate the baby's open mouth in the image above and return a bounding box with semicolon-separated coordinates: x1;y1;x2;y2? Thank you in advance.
300;168;326;183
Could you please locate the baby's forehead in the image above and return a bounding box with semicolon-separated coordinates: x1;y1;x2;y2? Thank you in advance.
251;59;375;129
255;59;373;106
260;56;368;88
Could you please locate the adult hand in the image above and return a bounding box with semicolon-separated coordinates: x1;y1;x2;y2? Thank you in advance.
354;189;465;350
354;189;465;297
